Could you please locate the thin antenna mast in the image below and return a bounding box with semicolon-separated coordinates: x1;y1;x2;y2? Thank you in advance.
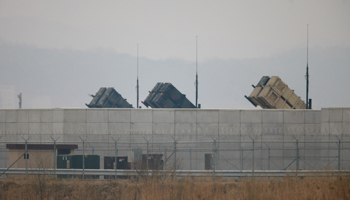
17;93;22;109
306;24;309;109
195;36;198;108
137;44;139;109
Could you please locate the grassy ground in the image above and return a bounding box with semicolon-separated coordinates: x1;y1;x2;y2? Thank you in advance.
0;174;349;200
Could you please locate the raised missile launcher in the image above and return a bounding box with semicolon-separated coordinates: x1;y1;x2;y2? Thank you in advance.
142;82;196;108
245;76;307;109
86;87;133;108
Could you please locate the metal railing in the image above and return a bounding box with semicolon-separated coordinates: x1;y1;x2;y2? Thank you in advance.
0;168;348;178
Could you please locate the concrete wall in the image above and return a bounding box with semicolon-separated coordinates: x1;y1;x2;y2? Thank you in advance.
1;108;347;142
0;107;349;170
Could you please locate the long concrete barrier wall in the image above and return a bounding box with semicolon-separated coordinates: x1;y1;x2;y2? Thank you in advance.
0;107;349;170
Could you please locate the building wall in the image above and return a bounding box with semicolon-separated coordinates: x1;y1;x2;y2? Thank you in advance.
8;150;54;169
0;108;349;170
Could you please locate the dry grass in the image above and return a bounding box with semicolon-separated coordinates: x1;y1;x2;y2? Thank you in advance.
0;173;349;200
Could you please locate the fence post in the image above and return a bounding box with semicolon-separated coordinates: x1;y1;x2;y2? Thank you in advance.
174;140;177;170
142;137;151;177
112;137;121;179
50;136;60;176
164;148;167;170
21;136;30;177
83;140;85;179
115;141;117;179
25;139;28;175
338;139;341;170
268;146;271;170
190;147;192;170
296;139;299;170
213;139;217;177
115;140;117;179
147;140;149;173
265;143;271;170
241;146;243;170
79;137;86;180
249;136;256;172
53;140;56;171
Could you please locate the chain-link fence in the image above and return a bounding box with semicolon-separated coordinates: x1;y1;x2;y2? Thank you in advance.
1;134;349;174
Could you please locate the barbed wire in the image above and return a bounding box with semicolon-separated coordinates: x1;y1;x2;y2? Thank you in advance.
0;126;347;136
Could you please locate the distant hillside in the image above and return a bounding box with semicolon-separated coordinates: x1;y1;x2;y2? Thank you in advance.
0;43;349;109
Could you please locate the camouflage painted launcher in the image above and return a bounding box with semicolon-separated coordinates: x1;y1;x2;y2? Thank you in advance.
142;82;196;108
245;76;307;109
86;87;133;108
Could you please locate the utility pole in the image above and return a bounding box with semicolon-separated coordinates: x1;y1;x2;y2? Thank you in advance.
195;36;198;108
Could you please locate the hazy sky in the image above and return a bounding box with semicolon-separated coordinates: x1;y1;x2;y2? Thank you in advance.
1;1;349;61
0;1;349;109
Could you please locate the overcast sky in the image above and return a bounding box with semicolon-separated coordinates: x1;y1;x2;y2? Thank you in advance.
0;1;349;109
1;1;349;61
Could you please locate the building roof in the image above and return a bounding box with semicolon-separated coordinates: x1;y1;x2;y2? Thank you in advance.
6;144;78;150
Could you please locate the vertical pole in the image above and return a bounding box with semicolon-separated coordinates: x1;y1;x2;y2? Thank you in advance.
18;93;22;109
82;140;85;180
112;137;120;179
296;139;299;170
137;44;139;109
54;139;56;173
265;143;271;170
146;140;149;174
21;136;30;177
174;140;177;170
249;136;255;172
25;139;28;175
213;139;216;175
195;36;198;108
268;146;271;170
252;139;255;171
338;140;341;170
241;147;243;170
115;140;117;179
164;148;167;170
190;147;192;170
306;24;309;109
306;66;309;109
